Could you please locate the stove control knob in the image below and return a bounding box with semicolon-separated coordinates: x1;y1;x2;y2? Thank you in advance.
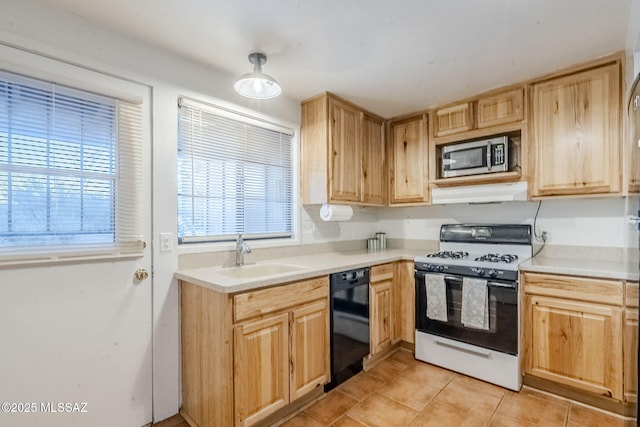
426;264;435;272
436;265;445;273
476;268;485;277
488;269;498;278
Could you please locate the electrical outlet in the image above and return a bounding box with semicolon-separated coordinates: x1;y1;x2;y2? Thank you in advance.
159;232;172;252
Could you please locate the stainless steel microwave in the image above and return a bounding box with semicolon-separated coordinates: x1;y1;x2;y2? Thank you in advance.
441;136;513;178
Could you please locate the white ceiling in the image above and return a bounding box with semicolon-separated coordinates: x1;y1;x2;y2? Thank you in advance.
43;0;632;118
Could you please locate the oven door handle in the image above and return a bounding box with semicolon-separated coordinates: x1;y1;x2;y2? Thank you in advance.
434;339;492;359
443;275;516;290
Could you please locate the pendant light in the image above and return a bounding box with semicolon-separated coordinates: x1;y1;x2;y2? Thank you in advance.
234;52;282;99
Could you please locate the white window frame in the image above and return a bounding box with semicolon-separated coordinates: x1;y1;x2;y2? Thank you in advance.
0;43;150;265
177;96;298;248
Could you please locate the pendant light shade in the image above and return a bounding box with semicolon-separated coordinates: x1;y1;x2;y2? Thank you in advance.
234;52;282;99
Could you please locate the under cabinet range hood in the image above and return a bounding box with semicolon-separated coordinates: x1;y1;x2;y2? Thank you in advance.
431;181;528;204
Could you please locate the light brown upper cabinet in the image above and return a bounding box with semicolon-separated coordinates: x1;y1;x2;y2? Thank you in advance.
388;114;429;204
530;60;621;197
362;113;386;205
432;87;524;140
433;102;473;137
628;74;640;194
301;92;385;206
328;97;361;202
477;88;524;129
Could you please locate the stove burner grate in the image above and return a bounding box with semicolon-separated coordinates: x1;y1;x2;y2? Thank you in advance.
474;253;519;263
425;251;469;259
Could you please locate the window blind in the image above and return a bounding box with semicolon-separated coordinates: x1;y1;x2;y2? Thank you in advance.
0;70;143;257
178;97;294;243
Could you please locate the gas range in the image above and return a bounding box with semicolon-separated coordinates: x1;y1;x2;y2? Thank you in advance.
414;224;533;391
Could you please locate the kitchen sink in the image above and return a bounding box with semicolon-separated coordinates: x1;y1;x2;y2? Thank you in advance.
217;263;304;279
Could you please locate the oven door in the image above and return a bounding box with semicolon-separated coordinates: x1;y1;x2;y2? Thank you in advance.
415;271;518;355
442;144;489;177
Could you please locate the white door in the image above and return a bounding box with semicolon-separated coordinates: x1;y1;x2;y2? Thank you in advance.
0;252;153;426
0;46;153;427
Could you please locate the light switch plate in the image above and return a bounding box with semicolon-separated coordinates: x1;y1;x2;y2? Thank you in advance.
159;232;172;252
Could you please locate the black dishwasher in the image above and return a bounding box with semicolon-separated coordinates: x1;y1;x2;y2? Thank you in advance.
326;267;370;391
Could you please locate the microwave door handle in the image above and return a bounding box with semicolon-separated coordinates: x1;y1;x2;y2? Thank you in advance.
486;141;492;171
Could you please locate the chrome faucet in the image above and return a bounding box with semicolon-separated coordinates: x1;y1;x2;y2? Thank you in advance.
235;234;252;266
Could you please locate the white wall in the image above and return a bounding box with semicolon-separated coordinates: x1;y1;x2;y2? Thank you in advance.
0;0;300;424
628;0;640;77
378;197;636;249
300;205;380;243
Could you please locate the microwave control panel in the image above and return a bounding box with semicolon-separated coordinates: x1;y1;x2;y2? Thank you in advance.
492;144;505;165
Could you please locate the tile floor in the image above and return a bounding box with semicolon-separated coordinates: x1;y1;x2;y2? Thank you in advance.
153;349;635;427
279;349;635;427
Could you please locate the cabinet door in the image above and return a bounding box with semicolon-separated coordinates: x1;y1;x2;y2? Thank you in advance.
290;299;330;400
234;313;289;427
434;102;473;137
370;272;393;355
624;309;638;403
389;115;428;204
532;63;620;196
525;295;623;400
329;97;361;202
396;261;415;344
362;112;385;205
477;88;524;129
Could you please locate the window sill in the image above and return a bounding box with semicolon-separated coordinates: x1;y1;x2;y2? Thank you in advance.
0;251;144;269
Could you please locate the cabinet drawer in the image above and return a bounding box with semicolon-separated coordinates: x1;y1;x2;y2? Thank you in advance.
234;276;329;322
523;272;623;306
371;263;394;282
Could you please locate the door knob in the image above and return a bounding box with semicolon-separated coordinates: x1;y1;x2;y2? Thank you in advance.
135;269;149;281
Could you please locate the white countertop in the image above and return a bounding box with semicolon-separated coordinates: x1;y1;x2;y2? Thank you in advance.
174;249;424;293
518;256;639;282
175;246;640;294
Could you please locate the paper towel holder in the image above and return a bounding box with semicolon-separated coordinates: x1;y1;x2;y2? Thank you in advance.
319;203;354;222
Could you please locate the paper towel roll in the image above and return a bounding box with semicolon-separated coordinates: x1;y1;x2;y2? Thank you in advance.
320;204;353;221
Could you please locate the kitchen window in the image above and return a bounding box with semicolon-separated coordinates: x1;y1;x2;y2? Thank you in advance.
177;97;294;243
0;70;143;259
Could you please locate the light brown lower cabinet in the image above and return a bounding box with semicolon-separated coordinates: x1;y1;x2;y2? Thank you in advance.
625;282;639;404
525;294;623;400
369;261;415;356
234;313;289;426
624;308;638;403
370;265;393;354
370;263;404;356
523;272;625;402
290;300;331;400
181;276;330;427
396;260;415;344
